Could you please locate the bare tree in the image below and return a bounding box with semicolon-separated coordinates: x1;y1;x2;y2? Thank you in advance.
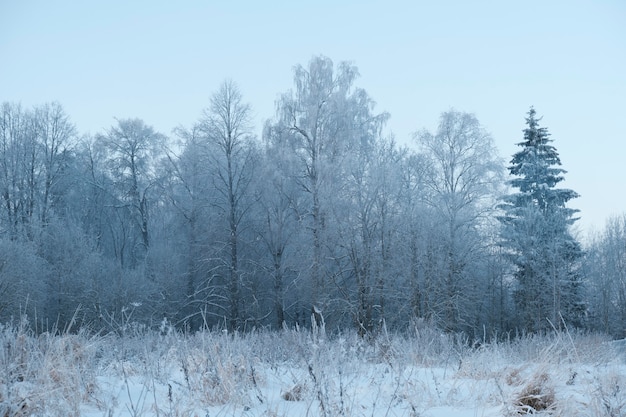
257;123;303;327
33;102;76;225
270;56;388;321
0;103;33;238
415;110;503;332
97;118;166;266
199;80;256;330
162;125;219;328
585;213;626;337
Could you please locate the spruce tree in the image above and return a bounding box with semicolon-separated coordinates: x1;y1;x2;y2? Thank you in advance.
499;107;585;332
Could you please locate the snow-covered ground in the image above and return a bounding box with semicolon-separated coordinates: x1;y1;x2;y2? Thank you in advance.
1;320;624;416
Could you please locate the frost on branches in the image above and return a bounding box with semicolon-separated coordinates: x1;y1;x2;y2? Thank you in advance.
499;107;585;333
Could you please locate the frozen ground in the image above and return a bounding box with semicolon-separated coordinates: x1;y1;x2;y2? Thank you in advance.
1;320;625;416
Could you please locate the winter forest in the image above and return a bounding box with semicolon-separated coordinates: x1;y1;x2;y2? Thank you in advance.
1;55;625;340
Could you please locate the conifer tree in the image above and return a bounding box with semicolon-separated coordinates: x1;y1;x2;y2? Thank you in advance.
499;107;585;332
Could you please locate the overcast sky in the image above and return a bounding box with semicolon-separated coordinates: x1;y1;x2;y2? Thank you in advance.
1;0;624;237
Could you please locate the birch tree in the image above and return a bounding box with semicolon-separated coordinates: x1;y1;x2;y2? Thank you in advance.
33;102;76;225
415;110;503;332
199;80;256;330
269;56;388;320
97;118;166;266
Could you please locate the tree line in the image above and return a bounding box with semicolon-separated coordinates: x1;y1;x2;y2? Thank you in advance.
1;56;624;339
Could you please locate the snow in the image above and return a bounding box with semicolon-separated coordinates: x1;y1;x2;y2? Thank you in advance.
1;325;624;416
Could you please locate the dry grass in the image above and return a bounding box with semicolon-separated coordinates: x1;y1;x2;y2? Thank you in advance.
513;372;555;414
178;346;254;405
282;383;306;401
0;318;625;416
0;319;100;417
591;370;626;417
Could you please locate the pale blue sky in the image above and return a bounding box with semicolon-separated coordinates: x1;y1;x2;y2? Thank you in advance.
1;0;624;236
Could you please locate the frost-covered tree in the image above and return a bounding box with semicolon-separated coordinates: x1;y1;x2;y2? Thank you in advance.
499;107;584;332
161;124;214;328
415;110;503;333
585;214;626;337
97;118;166;267
33;102;77;226
0;102;76;238
258;122;303;328
268;55;388;321
336;136;402;335
0;102;34;239
198;80;257;330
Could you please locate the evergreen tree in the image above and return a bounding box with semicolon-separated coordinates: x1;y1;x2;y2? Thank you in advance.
499;107;585;332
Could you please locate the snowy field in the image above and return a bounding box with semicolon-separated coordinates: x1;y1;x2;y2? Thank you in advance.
1;319;625;416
